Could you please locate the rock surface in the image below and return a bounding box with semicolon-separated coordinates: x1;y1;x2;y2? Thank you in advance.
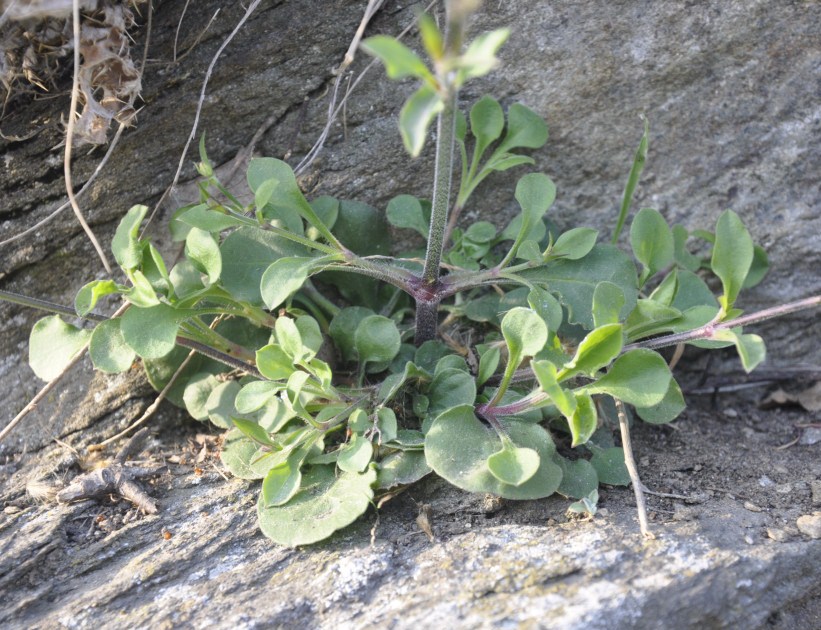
1;0;820;627
2;400;820;628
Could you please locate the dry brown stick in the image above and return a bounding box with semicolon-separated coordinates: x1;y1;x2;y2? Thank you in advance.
172;0;192;62
64;0;113;274
295;0;438;175
0;302;128;445
0;123;126;247
88;346;197;452
172;8;220;65
615;398;654;539
2;0;151;248
140;0;261;236
0;347;87;445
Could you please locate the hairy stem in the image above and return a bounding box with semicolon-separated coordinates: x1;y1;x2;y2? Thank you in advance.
421;98;458;287
487;294;821;386
624;294;821;352
0;289;105;322
0;289;261;378
414;300;440;346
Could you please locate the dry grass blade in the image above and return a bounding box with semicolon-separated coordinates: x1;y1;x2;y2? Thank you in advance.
616;398;655;540
0;123;126;247
140;0;261;235
64;0;112;274
295;0;438;175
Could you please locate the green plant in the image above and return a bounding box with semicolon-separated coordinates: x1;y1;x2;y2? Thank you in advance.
5;1;820;546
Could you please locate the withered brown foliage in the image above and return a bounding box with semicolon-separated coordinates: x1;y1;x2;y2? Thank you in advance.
1;0;144;145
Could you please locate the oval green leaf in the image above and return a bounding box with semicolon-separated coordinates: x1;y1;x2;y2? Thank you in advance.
28;315;91;382
120;304;186;359
219;227;306;306
711;210;753;313
630;208;674;285
486;445;541;486
590;447;630;486
337;434;374;473
502;306;548;361
559;323;623;380
569;391;597;447
261;257;314;311
89;318;135;374
399;85;444;157
376;451;432;490
257;465;376;547
354;315;401;366
75;279;118;317
634;378;686;424
111;205;148;270
262;460;303;507
424;405;562;500
584;348;672;408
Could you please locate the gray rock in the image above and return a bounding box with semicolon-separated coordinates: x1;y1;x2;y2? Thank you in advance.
811;480;821;507
1;1;820;628
797;513;821;539
799;427;821;446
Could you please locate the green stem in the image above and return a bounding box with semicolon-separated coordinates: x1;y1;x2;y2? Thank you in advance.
479;390;550;418
623;294;821;352
178;321;256;363
175;336;262;378
303;281;341;318
489;294;821;387
262;223;341;255
327;256;415;292
421;97;457;286
0;289;106;322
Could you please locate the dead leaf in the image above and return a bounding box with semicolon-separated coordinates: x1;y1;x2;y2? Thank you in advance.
416;503;435;542
762;382;821;412
797;381;821;412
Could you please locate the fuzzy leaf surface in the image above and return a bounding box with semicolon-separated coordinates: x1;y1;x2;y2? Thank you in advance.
521;245;638;329
219;227;305;306
712;210;753;313
257;465;376;547
425;405;562;499
111;205;148;270
29;316;91;382
89;318;135;374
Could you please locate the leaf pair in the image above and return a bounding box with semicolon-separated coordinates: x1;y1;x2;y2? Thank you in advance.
362;23;510;156
456;97;548;212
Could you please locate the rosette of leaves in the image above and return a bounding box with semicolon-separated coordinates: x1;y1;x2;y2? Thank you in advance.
25;9;771;546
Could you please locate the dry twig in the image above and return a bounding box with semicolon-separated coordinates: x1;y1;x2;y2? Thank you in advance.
615;398;654;539
56;428;166;513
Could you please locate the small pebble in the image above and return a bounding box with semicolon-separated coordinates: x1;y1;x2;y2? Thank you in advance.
724;408;739;418
775;483;793;495
773;465;789;475
796;513;821;539
3;505;22;515
744;534;755;545
673;505;699;521
810;480;821;506
799;428;821;446
743;501;762;513
758;475;775;487
767;528;790;542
